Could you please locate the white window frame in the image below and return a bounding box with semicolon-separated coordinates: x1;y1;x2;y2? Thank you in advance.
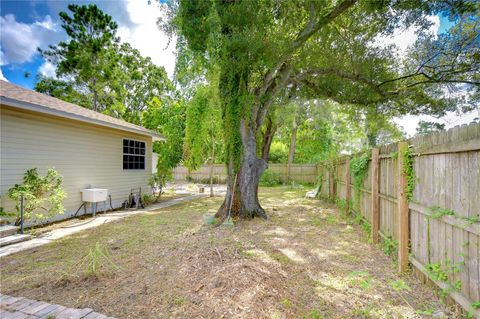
122;138;146;171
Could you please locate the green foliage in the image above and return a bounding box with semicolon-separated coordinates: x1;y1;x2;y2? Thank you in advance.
382;236;398;258
259;170;282;187
141;194;156;206
39;4;119;112
348;271;374;290
335;198;347;210
425;262;449;282
269;141;289;163
472;301;480;310
428;206;455;219
401;145;416;201
389;279;411;292
184;84;223;170
37;4;173;124
7;168;66;222
416;121;445;135
143;97;186;176
350;153;370;209
149;171;171;200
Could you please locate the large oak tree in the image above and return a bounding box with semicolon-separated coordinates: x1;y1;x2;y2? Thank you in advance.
162;0;479;220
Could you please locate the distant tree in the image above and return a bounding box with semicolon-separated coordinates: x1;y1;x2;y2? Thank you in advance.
36;5;173;126
40;4;119;112
143;97;186;179
416;120;446;135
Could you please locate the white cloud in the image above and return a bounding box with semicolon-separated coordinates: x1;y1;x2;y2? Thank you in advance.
0;14;61;65
394;109;479;137
38;61;56;78
117;0;176;78
0;68;7;81
375;15;440;56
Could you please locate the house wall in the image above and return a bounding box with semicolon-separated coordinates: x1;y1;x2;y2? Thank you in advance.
0;105;153;224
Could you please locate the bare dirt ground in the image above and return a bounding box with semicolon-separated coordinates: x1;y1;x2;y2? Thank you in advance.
0;187;457;318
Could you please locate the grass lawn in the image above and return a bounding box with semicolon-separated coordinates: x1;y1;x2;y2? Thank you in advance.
0;187;451;318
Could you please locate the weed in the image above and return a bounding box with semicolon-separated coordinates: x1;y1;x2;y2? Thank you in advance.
304;309;323;319
271;252;292;264
173;296;186;306
325;215;337;225
389;279;411;292
416;308;435;315
428;206;455;219
382;236;398;258
348;271;374;290
425;262;448;282
82;242;119;277
281;298;292;309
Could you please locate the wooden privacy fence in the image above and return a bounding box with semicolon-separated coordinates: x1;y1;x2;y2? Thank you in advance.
173;163;318;184
318;122;480;316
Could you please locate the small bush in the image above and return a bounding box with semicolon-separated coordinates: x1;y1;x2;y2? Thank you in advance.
141;194;156;206
7;168;66;224
259;170;282;186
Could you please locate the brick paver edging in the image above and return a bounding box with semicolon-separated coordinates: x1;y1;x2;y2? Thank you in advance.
0;293;116;319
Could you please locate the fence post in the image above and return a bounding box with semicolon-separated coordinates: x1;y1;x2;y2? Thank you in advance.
329;161;336;201
371;148;380;243
397;141;409;273
345;157;351;215
20;194;24;234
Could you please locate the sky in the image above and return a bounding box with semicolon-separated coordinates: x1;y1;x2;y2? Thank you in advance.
0;0;175;87
0;1;477;136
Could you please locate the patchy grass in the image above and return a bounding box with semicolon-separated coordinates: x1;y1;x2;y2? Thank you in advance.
0;187;452;318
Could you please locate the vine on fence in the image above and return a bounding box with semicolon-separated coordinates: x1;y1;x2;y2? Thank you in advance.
401;145;416;201
350;152;370;209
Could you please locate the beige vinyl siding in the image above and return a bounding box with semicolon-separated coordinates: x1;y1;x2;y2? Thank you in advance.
0;105;152;219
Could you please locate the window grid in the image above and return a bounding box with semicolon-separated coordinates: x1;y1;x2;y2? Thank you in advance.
123;139;146;170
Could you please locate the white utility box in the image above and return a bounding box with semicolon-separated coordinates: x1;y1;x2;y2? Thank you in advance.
81;188;108;203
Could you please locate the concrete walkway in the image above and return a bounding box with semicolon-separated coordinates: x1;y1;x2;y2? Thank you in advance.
0;293;115;319
0;194;207;258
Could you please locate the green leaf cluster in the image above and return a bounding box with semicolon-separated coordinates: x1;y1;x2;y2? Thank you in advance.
401;145;416;202
350;152;370;209
7;168;66;222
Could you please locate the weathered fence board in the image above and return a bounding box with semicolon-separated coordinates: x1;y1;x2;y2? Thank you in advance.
315;122;480;317
173;163;318;184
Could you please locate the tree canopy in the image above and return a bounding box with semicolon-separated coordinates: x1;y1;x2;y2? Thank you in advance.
161;0;479;219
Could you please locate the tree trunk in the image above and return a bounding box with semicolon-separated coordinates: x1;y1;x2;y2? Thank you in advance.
209;136;215;197
286;119;297;182
215;119;268;220
261;115;276;162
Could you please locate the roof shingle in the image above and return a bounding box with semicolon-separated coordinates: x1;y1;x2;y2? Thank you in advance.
0;80;164;140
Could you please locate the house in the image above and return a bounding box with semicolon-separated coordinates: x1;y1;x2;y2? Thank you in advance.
0;80;164;224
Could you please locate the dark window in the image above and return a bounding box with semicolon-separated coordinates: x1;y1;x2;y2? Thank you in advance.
123;139;145;170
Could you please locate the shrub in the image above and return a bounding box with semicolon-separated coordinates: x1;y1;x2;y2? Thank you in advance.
149;170;171;199
269;141;288;163
260;170;282;186
141;194;156;206
7;168;66;224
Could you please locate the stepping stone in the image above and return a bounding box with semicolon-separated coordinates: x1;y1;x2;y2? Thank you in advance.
0;225;18;238
20;301;51;315
55;307;94;319
0;234;32;247
83;312;108;319
37;304;66;318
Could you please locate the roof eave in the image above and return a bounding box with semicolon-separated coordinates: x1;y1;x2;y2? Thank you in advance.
1;96;166;141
